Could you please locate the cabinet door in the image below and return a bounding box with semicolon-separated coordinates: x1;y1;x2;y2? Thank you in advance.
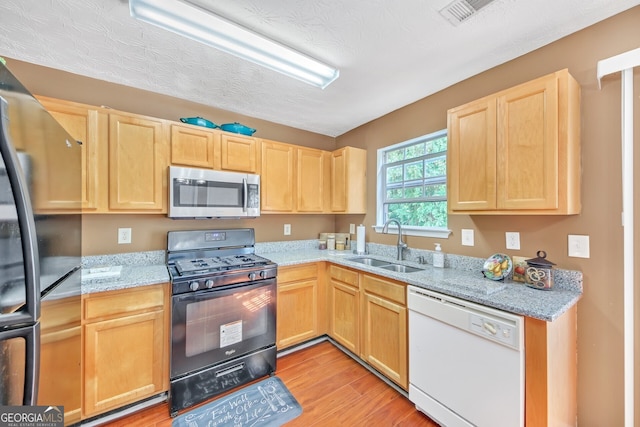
220;133;259;173
362;293;407;389
497;74;558;210
330;146;367;213
260;140;295;212
108;114;168;212
329;280;360;354
38;296;81;425
170;124;216;168
448;97;497;212
38;97;103;211
83;310;165;417
277;264;320;349
277;279;318;349
296;147;327;212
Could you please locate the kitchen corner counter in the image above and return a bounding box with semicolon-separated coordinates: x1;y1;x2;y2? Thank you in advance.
260;249;582;322
81;251;169;294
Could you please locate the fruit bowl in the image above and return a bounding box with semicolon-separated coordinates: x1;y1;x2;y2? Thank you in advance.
482;253;513;281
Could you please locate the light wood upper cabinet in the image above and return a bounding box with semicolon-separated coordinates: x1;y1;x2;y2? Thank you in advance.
82;284;169;419
170;123;217;169
260;139;295;212
331;146;367;213
108;113;169;212
35;97;105;212
219;133;260;173
448;69;581;215
296;146;329;213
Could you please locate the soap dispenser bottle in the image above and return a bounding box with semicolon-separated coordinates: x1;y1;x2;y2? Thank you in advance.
433;243;445;268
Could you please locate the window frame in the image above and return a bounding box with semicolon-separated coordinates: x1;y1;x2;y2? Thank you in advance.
375;129;451;239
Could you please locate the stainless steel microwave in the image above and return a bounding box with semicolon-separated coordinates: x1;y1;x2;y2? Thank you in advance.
168;166;260;218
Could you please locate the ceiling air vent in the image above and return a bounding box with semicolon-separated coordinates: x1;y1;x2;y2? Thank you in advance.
439;0;495;25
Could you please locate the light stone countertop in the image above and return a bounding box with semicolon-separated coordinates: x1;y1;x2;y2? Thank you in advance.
258;246;582;322
80;243;582;322
81;251;169;294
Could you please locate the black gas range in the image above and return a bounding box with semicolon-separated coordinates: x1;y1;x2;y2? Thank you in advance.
166;228;278;416
167;229;277;295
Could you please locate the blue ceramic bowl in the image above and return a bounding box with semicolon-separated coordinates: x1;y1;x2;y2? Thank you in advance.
220;122;256;136
180;117;218;129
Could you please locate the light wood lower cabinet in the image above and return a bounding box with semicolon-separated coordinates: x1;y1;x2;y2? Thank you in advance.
326;266;408;390
525;305;577;427
38;295;82;425
327;265;360;355
276;263;326;349
360;274;407;389
81;283;169;419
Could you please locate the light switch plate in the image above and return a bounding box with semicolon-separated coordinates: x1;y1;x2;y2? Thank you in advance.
568;234;590;258
461;229;474;246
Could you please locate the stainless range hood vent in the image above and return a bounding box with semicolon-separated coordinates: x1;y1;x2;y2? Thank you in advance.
439;0;496;25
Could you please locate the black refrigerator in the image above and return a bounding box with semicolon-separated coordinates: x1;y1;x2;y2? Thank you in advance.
0;61;82;422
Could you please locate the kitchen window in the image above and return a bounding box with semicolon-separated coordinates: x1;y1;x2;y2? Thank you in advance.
375;129;451;238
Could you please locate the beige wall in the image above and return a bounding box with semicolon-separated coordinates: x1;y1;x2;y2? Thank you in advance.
337;6;640;426
5;5;640;424
80;214;336;256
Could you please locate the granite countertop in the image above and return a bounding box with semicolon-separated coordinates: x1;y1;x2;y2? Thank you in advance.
259;249;582;322
81;250;169;294
79;244;582;322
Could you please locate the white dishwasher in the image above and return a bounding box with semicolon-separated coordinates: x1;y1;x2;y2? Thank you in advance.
408;285;524;427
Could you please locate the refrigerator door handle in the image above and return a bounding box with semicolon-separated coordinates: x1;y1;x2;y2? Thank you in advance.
22;323;39;405
0;97;41;324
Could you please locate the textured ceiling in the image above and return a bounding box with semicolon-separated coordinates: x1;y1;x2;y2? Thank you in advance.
0;0;639;137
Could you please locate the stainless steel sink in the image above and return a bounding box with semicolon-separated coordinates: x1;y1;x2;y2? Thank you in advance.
347;257;391;267
347;257;424;273
377;264;424;273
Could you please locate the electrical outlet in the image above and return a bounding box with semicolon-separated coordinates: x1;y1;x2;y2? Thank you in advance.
118;228;131;244
349;223;356;234
568;234;590;258
461;229;474;246
284;224;291;236
505;232;520;250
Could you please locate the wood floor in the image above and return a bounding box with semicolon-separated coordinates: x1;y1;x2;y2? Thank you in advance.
102;340;438;426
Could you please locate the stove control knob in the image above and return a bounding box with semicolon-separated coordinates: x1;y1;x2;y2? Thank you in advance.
205;279;214;289
259;270;266;278
248;272;257;281
189;281;200;291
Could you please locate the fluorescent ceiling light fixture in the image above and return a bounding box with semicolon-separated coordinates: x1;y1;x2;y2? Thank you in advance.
129;0;339;89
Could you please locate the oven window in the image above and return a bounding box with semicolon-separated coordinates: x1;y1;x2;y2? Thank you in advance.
184;287;271;357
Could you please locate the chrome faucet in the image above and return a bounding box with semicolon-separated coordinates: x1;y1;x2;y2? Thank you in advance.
382;219;407;261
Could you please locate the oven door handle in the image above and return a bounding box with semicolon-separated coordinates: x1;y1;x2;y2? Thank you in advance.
242;178;248;213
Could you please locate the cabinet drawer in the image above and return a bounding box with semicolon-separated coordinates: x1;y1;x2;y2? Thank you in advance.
83;284;166;322
329;265;359;288
362;274;406;305
279;264;318;284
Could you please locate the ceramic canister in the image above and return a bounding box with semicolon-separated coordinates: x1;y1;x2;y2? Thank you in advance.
524;250;556;290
